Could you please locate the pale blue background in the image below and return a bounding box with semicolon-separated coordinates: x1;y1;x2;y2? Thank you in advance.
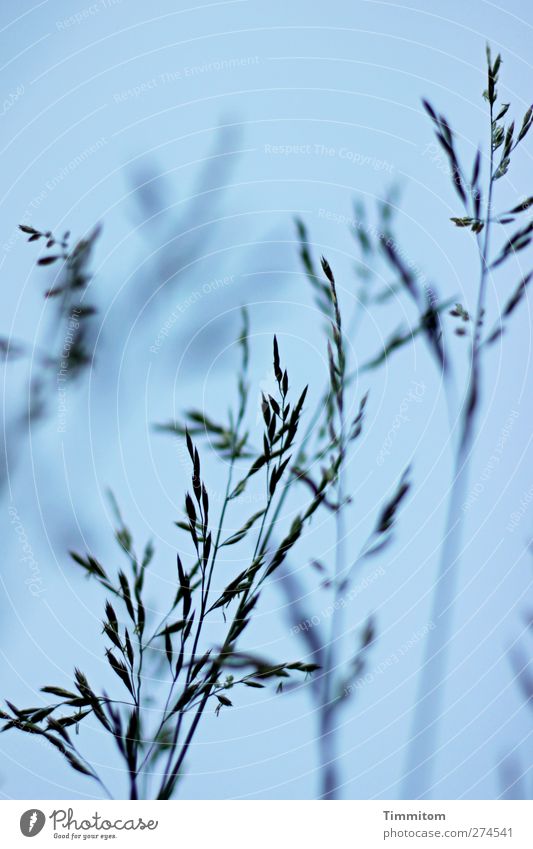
0;0;532;800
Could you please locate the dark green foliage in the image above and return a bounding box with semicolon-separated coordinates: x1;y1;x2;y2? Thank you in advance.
0;224;101;465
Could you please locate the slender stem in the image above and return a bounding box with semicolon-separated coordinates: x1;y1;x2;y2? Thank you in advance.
162;585;250;796
318;418;347;800
157;405;245;796
165;496;274;793
129;773;139;800
136;640;182;778
130;609;145;798
257;291;374;799
161;383;294;797
157;462;236;791
403;100;495;799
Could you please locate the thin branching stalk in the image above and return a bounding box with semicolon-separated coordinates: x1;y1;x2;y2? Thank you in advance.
404;47;533;798
276;212;447;798
2;313;330;799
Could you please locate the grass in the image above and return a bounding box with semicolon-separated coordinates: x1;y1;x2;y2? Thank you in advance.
1;46;531;801
403;46;533;799
1;317;331;799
